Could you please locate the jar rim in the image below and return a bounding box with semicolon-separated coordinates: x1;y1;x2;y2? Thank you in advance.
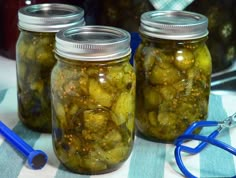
18;3;85;32
55;25;131;61
140;10;208;40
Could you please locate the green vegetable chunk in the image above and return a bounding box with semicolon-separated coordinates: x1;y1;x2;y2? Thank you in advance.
174;49;195;70
112;92;134;125
89;79;113;107
83;110;108;132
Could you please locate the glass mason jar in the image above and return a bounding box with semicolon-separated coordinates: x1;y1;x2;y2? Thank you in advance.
16;3;84;132
51;26;136;174
135;11;212;143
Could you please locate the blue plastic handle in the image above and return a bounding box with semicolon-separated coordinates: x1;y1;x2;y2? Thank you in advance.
0;121;47;169
183;120;218;135
175;134;236;178
175;120;219;154
174;119;236;178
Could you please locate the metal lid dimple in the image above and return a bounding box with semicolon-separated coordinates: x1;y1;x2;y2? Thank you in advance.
140;10;208;40
18;3;84;32
55;26;131;61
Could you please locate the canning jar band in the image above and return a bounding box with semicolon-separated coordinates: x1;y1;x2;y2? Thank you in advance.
55;25;131;61
18;3;85;32
140;10;208;40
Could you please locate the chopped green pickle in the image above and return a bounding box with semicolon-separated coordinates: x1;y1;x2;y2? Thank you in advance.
16;31;56;132
135;37;212;142
51;56;135;174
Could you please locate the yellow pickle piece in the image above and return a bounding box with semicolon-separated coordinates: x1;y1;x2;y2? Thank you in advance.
112;91;134;126
194;45;212;75
149;64;181;85
83;109;109;132
174;48;195;70
89;79;113;107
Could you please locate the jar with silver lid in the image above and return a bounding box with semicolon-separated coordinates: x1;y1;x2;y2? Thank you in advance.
134;11;212;143
51;25;136;174
16;3;84;132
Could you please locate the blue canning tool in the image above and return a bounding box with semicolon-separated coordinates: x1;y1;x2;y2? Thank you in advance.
174;113;236;178
0;121;48;169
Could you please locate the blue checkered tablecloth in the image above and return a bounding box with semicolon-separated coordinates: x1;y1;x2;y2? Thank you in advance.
0;87;236;178
149;0;194;10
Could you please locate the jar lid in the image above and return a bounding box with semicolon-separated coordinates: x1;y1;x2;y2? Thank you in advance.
140;10;208;40
55;25;131;61
18;3;84;32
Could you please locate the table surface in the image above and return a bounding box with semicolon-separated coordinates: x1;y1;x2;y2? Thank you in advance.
0;56;235;178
